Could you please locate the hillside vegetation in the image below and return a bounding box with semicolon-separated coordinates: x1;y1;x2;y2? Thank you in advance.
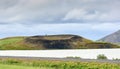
0;35;119;50
0;37;39;50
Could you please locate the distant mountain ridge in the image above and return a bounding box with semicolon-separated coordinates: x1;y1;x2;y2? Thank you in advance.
99;30;120;44
0;34;119;50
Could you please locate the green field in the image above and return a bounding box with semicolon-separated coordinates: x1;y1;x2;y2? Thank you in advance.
0;58;120;69
0;64;51;69
0;63;54;69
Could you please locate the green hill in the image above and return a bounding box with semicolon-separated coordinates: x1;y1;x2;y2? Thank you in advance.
0;35;119;50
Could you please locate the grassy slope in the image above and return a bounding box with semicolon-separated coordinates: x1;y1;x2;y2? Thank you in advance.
0;36;119;50
0;37;39;50
0;64;51;69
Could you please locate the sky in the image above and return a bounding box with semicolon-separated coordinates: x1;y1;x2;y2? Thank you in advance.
0;0;120;40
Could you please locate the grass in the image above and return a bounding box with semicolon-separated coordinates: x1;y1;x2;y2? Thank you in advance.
0;64;52;69
0;37;23;50
0;58;120;69
0;37;39;50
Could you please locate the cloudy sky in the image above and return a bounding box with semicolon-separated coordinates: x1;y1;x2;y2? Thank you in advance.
0;0;120;40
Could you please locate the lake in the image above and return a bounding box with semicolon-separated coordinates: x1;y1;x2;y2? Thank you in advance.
0;49;120;59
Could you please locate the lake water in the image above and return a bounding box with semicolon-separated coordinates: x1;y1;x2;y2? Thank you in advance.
0;49;120;59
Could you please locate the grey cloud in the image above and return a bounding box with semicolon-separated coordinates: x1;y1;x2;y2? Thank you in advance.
0;0;20;9
0;0;120;24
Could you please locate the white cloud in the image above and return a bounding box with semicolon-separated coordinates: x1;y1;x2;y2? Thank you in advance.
63;0;120;22
63;7;120;22
0;0;120;23
63;9;86;20
63;8;99;21
91;23;120;31
99;10;120;21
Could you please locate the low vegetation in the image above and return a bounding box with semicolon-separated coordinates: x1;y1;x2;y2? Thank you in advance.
113;58;120;60
0;58;120;69
97;54;108;60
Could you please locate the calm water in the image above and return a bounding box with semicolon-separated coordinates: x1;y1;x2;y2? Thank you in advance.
0;49;120;59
